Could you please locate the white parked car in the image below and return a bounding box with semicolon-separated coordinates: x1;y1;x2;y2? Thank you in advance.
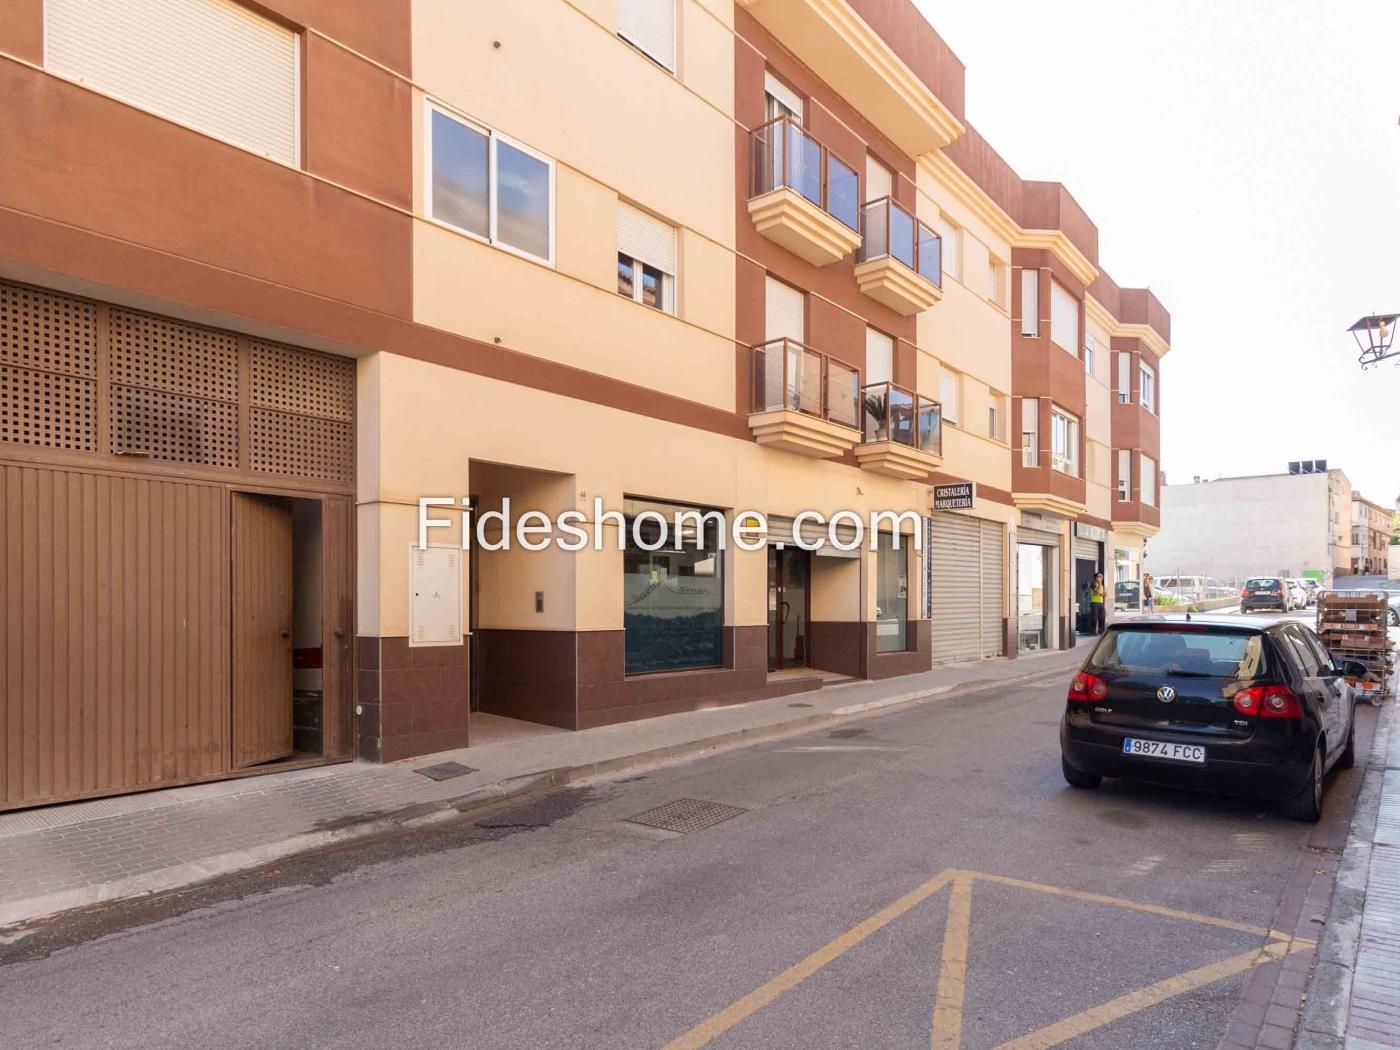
1286;579;1311;609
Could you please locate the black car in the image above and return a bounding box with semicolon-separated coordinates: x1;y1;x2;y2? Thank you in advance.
1240;576;1290;613
1059;617;1360;821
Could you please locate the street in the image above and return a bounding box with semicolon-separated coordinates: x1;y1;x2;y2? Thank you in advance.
0;608;1377;1050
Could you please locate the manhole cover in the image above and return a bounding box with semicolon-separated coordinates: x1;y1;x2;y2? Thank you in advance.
624;798;748;834
414;761;477;781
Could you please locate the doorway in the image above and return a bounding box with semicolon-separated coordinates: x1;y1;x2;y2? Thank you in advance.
768;546;811;671
1074;557;1098;635
1017;542;1054;652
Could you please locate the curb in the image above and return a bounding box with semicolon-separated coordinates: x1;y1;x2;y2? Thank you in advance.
1296;699;1395;1048
0;658;1079;931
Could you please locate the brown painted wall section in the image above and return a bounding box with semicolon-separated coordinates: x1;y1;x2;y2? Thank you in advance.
355;637;469;764
0;0;41;63
258;0;413;76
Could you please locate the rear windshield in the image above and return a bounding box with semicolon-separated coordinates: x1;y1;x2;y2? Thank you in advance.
1245;578;1282;592
1087;627;1269;680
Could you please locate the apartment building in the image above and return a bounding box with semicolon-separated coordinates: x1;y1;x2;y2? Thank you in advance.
0;0;1171;809
1147;470;1353;584
1351;494;1392;576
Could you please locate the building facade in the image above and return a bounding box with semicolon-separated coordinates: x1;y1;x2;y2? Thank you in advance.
1351;494;1391;576
0;0;1171;809
1147;471;1352;585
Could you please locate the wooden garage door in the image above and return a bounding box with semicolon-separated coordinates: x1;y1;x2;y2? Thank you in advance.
0;465;229;808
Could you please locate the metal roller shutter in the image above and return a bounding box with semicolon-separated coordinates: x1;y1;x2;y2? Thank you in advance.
1073;537;1100;563
619;0;676;71
980;520;1005;657
931;514;981;663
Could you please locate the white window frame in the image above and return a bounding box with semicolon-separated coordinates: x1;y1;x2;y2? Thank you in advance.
1021;398;1039;467
1117;449;1131;502
423;97;557;267
1020;269;1039;337
1049;279;1079;354
1083;335;1095;376
939;369;960;426
617;254;675;313
936;215;961;282
1050;406;1079;477
1140;360;1156;414
1140;453;1157;507
1115;351;1132;404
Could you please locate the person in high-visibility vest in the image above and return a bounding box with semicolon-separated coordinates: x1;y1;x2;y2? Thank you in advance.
1090;572;1106;634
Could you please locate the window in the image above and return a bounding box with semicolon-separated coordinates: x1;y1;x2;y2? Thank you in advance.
618;0;676;71
865;328;893;385
865;154;892;203
935;215;961;281
1140;361;1156;414
1140;453;1156;506
1050;407;1079;476
426;101;555;264
617;202;677;312
1115;351;1132;404
1049;280;1079;353
765;276;804;342
623;499;724;673
44;0;299;165
1019;269;1039;337
989;393;1006;442
939;369;960;426
1083;334;1096;376
1117;449;1131;501
764;72;802;121
1021;398;1039;467
988;256;1007;307
875;532;910;652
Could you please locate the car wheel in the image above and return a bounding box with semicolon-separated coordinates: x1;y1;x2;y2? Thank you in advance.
1061;757;1102;790
1279;746;1323;823
1339;716;1356;769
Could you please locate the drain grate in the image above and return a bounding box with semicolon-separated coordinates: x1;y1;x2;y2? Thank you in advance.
624;798;749;834
414;761;477;782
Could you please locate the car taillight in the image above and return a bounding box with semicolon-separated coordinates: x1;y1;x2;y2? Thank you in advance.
1232;685;1302;719
1240;588;1248;599
1068;672;1108;702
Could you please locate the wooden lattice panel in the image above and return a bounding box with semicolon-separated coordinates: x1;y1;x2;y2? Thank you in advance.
0;283;98;377
110;384;239;467
109;309;239;402
250;340;354;421
249;407;352;483
0;365;97;451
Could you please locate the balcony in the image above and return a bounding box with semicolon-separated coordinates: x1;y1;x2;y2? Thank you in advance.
748;339;862;458
854;382;942;479
854;198;943;316
748;116;862;266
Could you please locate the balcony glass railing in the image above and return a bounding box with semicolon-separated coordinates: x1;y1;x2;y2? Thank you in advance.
861;381;942;455
750;116;859;232
858;197;942;286
752;339;860;430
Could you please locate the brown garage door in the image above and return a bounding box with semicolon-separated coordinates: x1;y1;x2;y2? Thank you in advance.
0;279;355;809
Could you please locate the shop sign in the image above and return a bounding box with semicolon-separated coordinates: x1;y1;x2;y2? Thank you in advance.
932;482;975;511
1074;522;1108;543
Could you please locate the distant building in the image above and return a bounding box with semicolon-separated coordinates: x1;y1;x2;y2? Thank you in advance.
1145;469;1354;585
1351;494;1392;576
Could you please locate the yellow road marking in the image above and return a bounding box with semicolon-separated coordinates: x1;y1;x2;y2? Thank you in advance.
990;938;1308;1050
930;873;974;1049
662;868;959;1050
973;872;1313;944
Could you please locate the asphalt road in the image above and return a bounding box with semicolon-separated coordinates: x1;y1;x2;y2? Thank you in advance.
1;631;1376;1050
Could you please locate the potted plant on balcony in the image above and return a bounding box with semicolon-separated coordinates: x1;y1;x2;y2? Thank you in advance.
862;388;890;442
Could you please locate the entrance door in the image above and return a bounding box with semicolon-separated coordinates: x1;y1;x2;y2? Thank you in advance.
232;492;294;767
768;547;811;671
1074;558;1098;634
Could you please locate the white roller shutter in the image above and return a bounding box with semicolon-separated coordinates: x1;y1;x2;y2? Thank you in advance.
865;328;893;385
619;0;676;71
765;277;804;341
931;514;982;663
979;520;1005;658
766;516;859;558
45;0;299;165
866;156;892;202
618;202;676;275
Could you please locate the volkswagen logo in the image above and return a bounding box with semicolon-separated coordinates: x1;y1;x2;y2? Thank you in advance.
1156;686;1177;703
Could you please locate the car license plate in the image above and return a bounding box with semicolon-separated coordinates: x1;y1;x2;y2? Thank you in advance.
1122;738;1205;764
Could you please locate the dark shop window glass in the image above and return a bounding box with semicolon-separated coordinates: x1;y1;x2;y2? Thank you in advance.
624;502;724;674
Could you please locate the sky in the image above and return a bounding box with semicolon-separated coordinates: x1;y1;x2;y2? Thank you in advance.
913;0;1400;504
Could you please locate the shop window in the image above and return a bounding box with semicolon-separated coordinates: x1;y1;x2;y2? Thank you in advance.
623;499;724;674
875;532;909;652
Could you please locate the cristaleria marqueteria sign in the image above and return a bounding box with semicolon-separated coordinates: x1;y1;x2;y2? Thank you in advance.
931;482;976;511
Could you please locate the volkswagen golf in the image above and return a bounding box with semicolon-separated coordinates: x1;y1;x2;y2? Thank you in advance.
1059;618;1359;821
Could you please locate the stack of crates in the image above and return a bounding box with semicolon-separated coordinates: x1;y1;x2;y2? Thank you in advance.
1316;592;1394;705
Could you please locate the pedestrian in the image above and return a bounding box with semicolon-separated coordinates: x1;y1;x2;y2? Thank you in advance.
1091;572;1106;634
1142;573;1155;615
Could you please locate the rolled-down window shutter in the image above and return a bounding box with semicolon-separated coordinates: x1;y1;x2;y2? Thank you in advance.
765;277;804;342
618;202;677;275
865;328;893;385
45;0;299;165
619;0;676;71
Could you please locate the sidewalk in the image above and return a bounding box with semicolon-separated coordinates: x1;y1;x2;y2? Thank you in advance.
1299;696;1400;1049
0;643;1088;930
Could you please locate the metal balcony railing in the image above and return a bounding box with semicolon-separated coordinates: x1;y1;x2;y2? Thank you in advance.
752;339;860;430
750;115;859;233
858;197;942;286
861;381;942;455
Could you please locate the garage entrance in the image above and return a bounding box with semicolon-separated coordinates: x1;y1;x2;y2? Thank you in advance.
0;279;355;809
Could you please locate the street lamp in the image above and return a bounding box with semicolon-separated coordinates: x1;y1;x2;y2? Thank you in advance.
1348;313;1400;368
